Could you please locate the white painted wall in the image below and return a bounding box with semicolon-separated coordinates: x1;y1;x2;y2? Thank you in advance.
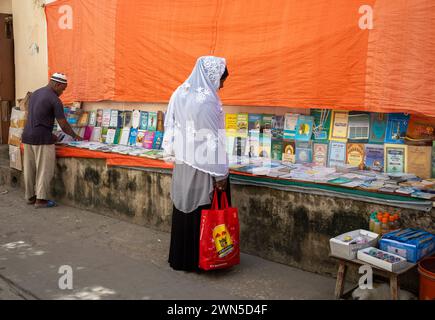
0;0;12;14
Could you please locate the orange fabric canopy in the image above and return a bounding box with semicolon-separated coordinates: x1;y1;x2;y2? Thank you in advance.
46;0;435;117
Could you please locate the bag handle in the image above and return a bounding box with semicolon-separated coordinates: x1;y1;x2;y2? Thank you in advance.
211;190;219;210
220;191;229;209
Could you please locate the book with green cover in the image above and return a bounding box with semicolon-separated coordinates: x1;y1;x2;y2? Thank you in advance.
147;112;158;131
237;113;249;138
113;128;121;144
369;113;387;144
101;127;109;143
311;109;331;141
271;115;284;140
271;139;283;161
261;114;273;135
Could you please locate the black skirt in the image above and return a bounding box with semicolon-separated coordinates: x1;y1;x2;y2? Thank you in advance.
168;183;232;272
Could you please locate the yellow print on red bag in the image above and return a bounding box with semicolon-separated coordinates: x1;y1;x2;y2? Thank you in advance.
213;224;234;258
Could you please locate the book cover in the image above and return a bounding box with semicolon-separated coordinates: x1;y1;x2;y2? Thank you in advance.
102;109;112;127
101;127;109;143
348;112;370;142
237;113;249;138
78;127;86;138
311;109;331;141
84;126;93;141
226;136;236;157
295;115;314;141
248;114;262;133
139;111;149;130
406;145;432;179
123;111;133;128
129;128;138;146
247;132;260;158
313;142;328;167
384;144;407;174
109;110;119;128
271;115;284;140
384;113;410;144
113;128;121;145
295;141;313;164
136;130;147;147
78;112;89;127
346;143;365;170
261;114;273;135
156;111;165;132
88;111;97;127
147;112;158;131
96;109;103;127
369;113;387;144
282;139;296;163
143;131;156;149
225;114;238;137
105;128;117;144
132;110;141;129
119;128;130;146
328;141;347;167
152;131;164;150
329;111;349;142
90;127;102;142
259;133;272;158
271;139;283;161
233;137;247;157
364;144;384;172
284;113;299;139
405;114;435;146
433;141;435;178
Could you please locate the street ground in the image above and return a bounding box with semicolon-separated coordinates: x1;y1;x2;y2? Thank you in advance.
0;187;342;300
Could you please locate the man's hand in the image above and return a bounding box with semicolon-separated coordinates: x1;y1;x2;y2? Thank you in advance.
214;178;228;192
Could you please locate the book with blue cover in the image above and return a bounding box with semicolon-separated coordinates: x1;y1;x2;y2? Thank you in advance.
152;131;164;150
271;115;284;140
369;113;387;144
129;128;138;146
295;141;313;164
384;113;410;144
328;141;346;167
295;115;314;141
248;114;262;133
284;113;299;139
138;111;148;130
364;144;384;172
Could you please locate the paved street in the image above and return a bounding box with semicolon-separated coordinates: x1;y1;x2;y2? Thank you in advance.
0;187;339;300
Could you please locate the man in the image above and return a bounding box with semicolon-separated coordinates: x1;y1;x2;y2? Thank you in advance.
22;73;82;208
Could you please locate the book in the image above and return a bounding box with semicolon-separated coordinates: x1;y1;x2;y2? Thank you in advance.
313;143;328;167
369;113;387;144
284;113;299;139
346;143;365;170
405;114;435;146
364;144;384;172
136;130;147;147
295;141;313;164
102;109;111;127
259;133;272;158
311;109;331;141
132;110;141;129
329;111;349;142
348;112;370;142
384;144;407;174
295;115;314;141
109;110;119;128
432;141;435;178
139;111;149;130
129;128;138;146
384;113;410;144
88;111;97;127
271;115;284;140
261;114;273;135
96;109;103;127
105;128;117;144
406;145;432;179
147;112;158;131
233;137;248;157
328;141;347;167
123;111;133;128
282;139;296;164
143;131;156;149
119;128;130;146
101;127;109;143
78;112;89;127
226;136;236;158
247;132;260;158
117;111;124;128
84;126;93;141
271;139;283;161
225;114;238;137
156;111;165;132
237;113;249;138
90;127;102;142
152;131;164;149
248;114;262;133
113;128;121;144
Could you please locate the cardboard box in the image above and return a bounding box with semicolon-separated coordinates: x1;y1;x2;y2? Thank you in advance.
357;247;408;272
330;229;379;260
9;145;22;171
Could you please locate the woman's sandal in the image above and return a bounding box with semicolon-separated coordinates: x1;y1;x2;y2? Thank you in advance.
34;200;58;209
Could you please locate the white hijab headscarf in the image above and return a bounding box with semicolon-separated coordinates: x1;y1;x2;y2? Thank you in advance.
163;56;229;177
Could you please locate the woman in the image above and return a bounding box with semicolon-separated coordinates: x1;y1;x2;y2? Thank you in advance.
163;56;230;272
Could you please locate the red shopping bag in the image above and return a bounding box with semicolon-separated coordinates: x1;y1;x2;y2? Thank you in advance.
199;191;240;271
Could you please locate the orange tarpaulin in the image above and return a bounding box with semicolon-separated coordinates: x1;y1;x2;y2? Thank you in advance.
46;0;435;117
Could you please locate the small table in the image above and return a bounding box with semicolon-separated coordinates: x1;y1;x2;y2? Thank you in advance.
330;255;417;300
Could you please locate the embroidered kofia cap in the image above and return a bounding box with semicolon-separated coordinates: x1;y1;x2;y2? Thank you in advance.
51;73;68;84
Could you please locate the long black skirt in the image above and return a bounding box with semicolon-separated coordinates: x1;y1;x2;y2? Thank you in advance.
168;184;232;272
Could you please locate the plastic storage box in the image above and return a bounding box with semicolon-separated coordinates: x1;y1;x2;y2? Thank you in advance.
379;228;435;263
330;229;379;260
357;247;408;272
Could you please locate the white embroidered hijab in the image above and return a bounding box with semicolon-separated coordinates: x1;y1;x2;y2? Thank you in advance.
163;56;228;177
